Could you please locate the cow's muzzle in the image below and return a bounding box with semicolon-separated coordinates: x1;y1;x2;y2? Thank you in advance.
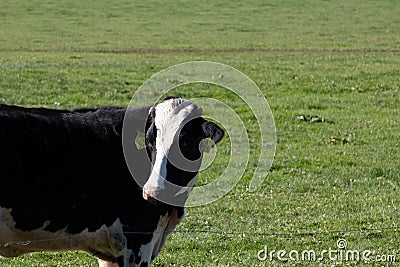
143;184;161;203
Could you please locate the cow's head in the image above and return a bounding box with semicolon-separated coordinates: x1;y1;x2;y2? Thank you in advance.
142;97;224;204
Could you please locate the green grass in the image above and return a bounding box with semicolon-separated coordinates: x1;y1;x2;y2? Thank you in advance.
1;0;400;266
1;0;400;52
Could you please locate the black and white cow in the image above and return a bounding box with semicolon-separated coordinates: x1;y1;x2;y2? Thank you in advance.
0;97;224;267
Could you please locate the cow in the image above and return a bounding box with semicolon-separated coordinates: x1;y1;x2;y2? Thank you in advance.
0;97;224;267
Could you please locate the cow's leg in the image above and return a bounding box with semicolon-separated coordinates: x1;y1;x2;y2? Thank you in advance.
98;259;119;267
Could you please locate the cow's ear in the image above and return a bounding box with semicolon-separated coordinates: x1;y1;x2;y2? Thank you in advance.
201;121;224;146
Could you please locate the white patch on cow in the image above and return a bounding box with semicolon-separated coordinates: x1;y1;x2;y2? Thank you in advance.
0;207;125;266
152;208;183;258
143;98;202;200
136;214;168;265
98;259;119;267
136;208;183;265
1;205;182;266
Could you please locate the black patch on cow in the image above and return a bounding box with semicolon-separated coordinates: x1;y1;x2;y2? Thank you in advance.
201;121;225;145
163;96;179;101
117;255;125;267
140;261;149;267
0;101;224;263
129;253;135;263
0;104;166;233
165;117;225;188
177;207;185;219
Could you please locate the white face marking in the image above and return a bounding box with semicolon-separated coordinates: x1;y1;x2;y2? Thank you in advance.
143;98;202;200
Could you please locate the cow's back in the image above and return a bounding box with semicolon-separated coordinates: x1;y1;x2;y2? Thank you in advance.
0;105;155;233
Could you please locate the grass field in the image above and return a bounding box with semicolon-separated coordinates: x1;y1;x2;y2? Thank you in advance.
1;0;399;266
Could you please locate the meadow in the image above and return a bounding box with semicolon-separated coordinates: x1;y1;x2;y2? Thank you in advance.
0;0;399;266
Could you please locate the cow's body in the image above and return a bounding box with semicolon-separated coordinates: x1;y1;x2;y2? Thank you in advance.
0;100;224;267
